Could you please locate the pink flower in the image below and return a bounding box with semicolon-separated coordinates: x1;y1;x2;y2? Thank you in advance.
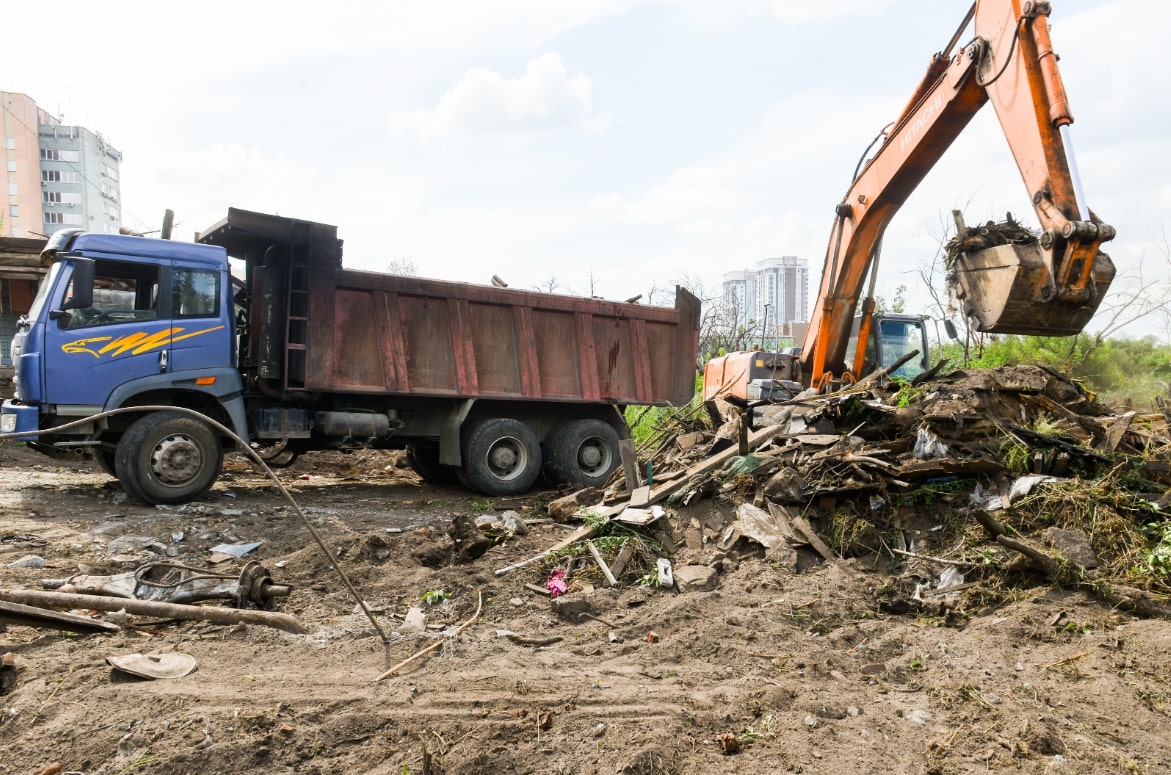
546;569;568;598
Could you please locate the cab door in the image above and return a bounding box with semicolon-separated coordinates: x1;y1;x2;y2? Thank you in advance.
166;262;232;374
44;258;170;407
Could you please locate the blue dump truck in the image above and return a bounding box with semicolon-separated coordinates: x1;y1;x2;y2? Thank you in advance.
2;208;701;504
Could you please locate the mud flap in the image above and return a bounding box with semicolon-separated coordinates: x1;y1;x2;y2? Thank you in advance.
950;243;1115;336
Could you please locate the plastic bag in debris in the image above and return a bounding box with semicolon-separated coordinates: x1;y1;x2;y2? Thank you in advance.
724;455;775;476
913;565;965;603
969;475;1058;511
913;428;949;460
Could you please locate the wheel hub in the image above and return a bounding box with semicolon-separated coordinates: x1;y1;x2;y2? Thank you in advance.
486;438;526;480
576;439;610;475
150;434;203;484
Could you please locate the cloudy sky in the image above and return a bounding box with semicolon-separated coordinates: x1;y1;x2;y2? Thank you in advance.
5;0;1167;335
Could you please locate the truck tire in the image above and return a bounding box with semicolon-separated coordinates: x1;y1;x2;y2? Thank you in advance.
406;444;459;484
544;419;621;488
95;449;118;478
460;418;542;496
114;412;223;505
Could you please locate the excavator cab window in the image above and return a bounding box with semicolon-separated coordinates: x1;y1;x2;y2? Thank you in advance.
876;318;927;380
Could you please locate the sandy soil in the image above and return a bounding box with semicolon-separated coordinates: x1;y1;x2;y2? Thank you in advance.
2;441;1170;774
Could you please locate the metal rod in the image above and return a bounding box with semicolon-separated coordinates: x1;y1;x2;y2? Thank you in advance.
1059;124;1088;220
0;588;307;634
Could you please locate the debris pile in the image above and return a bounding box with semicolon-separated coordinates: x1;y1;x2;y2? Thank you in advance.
534;364;1171;618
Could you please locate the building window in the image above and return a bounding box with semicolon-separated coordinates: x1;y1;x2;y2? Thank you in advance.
40;149;80;163
42;170;59;183
102;164;118;181
43;191;63;204
45;211;64;225
7;183;16;196
8;205;17;218
6;160;15;173
4;137;14;150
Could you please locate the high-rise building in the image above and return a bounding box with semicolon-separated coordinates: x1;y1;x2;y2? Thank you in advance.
721;256;809;344
1;91;122;240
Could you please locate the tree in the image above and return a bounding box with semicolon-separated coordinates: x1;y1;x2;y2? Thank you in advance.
386;258;417;276
674;272;756;363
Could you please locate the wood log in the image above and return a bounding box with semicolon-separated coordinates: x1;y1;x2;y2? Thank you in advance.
0;588;306;634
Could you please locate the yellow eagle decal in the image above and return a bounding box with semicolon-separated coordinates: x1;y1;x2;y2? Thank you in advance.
63;325;225;359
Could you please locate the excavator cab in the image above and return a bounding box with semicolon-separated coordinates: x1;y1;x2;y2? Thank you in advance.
843;313;930;380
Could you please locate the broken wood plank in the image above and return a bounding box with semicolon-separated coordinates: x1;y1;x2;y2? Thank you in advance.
619;439;642;491
638;423;789;507
790;516;842;565
629;485;651;508
765;501;803;545
609;542;636;579
1097;410;1136;452
586;540;619;586
0;600;121;633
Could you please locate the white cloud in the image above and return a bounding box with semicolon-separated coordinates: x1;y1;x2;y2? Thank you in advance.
590;165;753;225
390;54;617;137
120;145;319;236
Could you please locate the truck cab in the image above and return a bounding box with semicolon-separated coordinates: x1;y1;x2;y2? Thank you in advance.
2;229;246;502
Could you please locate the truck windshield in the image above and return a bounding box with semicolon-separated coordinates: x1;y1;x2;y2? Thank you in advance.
25;262;62;325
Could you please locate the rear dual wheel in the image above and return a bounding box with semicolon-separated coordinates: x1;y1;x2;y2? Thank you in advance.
544;419;621;488
406;444;460;484
460;418;542;496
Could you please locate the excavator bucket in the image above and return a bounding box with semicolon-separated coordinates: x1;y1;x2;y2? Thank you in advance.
950;242;1116;337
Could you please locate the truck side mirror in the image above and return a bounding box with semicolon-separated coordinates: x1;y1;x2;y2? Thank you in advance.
60;258;95;311
943;319;958;340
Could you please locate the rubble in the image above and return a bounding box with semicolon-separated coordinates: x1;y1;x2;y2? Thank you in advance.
521;363;1171;621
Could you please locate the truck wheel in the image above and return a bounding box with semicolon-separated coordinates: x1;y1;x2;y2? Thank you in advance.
406;444;459;484
460;418;542;496
95;449;118;478
114;412;223;505
544;419;621;488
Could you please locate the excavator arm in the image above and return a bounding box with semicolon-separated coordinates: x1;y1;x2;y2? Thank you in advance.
803;0;1115;387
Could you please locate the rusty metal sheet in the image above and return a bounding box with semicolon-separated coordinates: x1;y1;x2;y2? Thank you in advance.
304;270;700;406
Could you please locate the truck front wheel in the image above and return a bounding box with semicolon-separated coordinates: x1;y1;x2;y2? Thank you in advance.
461;418;542;496
114;412;223;505
544;419;621;488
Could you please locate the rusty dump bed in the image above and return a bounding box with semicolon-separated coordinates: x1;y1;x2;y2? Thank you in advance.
199;208;700;406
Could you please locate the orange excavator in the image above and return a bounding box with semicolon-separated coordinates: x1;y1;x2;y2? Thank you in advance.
703;0;1115;401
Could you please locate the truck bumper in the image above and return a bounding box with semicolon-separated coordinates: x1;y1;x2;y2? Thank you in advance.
0;400;41;439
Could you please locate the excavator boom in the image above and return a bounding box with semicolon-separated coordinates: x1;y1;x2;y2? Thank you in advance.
803;0;1115;386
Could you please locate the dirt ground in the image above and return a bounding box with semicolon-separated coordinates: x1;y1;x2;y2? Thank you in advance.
2;440;1171;775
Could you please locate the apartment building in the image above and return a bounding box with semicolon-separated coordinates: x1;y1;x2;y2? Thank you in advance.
2;90;122;240
721;255;810;345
